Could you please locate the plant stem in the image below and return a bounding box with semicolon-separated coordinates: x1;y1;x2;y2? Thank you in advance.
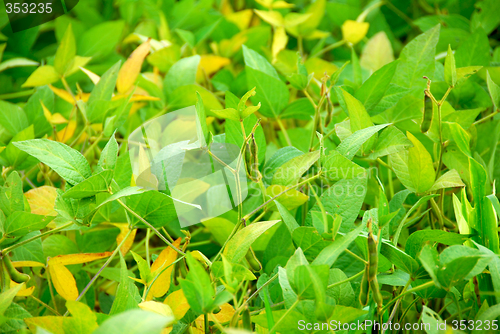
29;295;61;316
344;249;367;264
243;173;322;222
311;40;346;58
276;117;292;146
268;298;300;334
0;89;35;100
380;280;435;314
327;269;364;289
66;229;133;315
1;222;74;255
117;199;185;256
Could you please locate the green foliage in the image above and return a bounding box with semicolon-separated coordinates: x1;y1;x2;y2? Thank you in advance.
0;0;499;333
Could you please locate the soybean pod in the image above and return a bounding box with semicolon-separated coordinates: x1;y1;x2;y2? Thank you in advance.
3;255;30;283
367;219;378;282
359;269;370;306
420;91;433;133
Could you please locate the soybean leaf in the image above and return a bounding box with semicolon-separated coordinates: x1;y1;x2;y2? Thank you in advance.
405;230;469;259
336;124;390;160
428;169;465;192
312;223;364;267
63;170;114;199
3;211;54;237
444;45;457;88
407;132;435;193
272;151;320;186
13;139;92;185
223;220;281;263
93;309;174;334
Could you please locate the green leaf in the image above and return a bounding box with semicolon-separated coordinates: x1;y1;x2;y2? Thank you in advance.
455;28;490;67
444;122;471;157
312;223;364;267
131;251;152;283
0;101;29;136
266;185;308;211
367;126;412;160
109;253;141;315
63;170;114;199
13;139;92;185
380;242;420;275
87;61;121;108
0;58;38;72
0;285;24;325
306;177;367;232
272;151;319;186
275;201;300;234
428;169;465;192
355;60;398;113
243;46;289;118
164;55;200;97
418;244;442;288
326;269;355;306
179;252;214;314
444;45;457;87
336;124;390;160
1;125;35;168
292;227;328;260
78;21;125;59
22;65;60;87
195;92;209;143
124;191;177;228
389;149;415;191
54;25;76;76
223;220;281;263
96;135;118;173
263;146;303;184
405;230;469;259
486;71;500;111
407;132;435;193
456;66;482;86
93;309;174;334
293;264;329;300
3;211;54;237
321;151;366;181
64;301;98;334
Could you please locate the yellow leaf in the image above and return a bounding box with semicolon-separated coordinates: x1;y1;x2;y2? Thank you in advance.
41;101;68;124
80;67;100;84
49;84;74;104
195;303;235;329
139;301;175;318
254;10;284;27
272;26;288;62
148;238;181;299
110;223;136;255
164;289;190;320
197;55;230;80
341;20;369;45
49;263;78;300
283;13;311;28
112;94;161;102
25;186;58;216
304;30;330;40
136;144;159;190
226;10;253;31
12;260;45;268
10;281;35;296
305;57;338;80
55;120;77;143
48;252;112;266
271;0;295;8
117;40;151;94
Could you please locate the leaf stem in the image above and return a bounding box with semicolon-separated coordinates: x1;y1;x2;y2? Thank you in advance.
380;280;435;314
326;269;364;289
116;199;185;256
1;222;74;256
268;298;300;334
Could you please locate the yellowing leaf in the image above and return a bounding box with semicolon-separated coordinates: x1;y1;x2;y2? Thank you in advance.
22;65;60;87
195;303;235;329
110;223;137;255
360;31;395;72
148;238;181;299
164;289;190;319
117;40;151;94
49;263;78;300
226;10;253;30
55;120;77;143
48;252;112;266
10;281;35;296
254;10;284;27
25;186;58;216
80;67;100;84
139;301;175;317
12;261;45;267
305;57;338;80
41;101;68;124
49;84;74;104
197;55;230;79
342;20;369;45
25;316;64;334
272;26;288;62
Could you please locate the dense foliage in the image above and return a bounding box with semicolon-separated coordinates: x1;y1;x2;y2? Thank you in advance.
1;0;500;333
